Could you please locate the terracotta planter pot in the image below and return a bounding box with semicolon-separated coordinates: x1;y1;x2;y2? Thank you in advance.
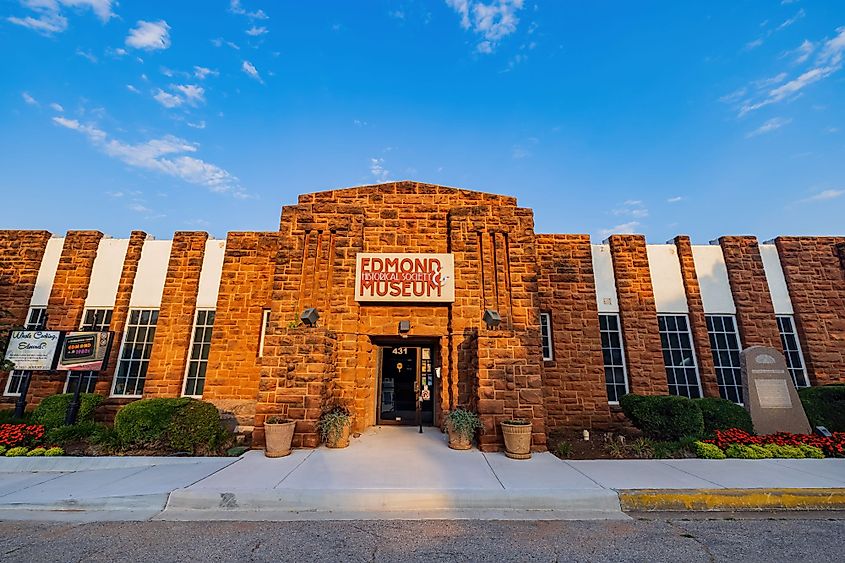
325;424;351;448
264;421;296;458
446;422;472;450
501;421;532;460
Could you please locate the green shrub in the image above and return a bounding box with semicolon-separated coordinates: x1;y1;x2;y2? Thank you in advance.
44;421;102;445
0;445;6;456
0;410;31;424
693;441;726;459
554;441;572;458
31;394;104;430
44;447;65;456
725;444;773;459
5;446;28;457
653;436;699;459
695;397;753;435
26;447;46;456
797;444;824;459
165;400;229;454
114;397;192;446
799;385;845;432
619;394;705;440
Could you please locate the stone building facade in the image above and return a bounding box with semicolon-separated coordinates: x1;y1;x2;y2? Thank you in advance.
1;182;843;451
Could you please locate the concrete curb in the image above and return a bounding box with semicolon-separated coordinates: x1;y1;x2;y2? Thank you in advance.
618;488;845;512
0;456;234;472
162;488;626;520
0;493;169;513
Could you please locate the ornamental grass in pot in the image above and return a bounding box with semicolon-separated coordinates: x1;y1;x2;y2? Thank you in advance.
501;418;533;460
264;416;296;458
318;401;353;448
445;408;482;450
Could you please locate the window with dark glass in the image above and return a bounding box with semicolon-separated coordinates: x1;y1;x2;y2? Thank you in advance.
658;314;702;399
600;313;629;403
112;309;158;396
706;315;743;403
183;309;215;397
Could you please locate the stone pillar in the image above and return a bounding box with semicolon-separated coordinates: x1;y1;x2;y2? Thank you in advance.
144;231;208;398
673;236;720;397
775;236;845;385
536;234;611;430
718;236;781;349
607;235;668;395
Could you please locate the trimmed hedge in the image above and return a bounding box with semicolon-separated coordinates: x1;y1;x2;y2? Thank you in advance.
114;397;230;454
619;394;704;441
695;397;754;435
31;393;104;430
799;384;845;432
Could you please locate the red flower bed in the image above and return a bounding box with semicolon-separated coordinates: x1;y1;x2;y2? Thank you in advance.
0;423;45;448
706;428;845;458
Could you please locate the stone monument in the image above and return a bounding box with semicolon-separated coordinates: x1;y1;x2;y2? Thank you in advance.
740;346;811;435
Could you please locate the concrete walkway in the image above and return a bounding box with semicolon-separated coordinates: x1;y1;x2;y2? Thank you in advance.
1;426;844;521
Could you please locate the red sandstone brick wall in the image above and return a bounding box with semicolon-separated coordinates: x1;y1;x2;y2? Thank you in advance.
0;230;52;405
144;231;208;398
536;234;611;430
608;235;668;395
673;236;720;397
775;236;845;385
718;236;782;349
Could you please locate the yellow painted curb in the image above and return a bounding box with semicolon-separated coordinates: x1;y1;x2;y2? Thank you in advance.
619;488;845;512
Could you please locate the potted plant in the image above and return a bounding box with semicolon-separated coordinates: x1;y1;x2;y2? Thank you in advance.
318;401;353;448
445;408;482;450
264;416;296;458
500;418;533;460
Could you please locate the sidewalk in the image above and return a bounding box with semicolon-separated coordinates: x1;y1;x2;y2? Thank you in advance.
1;426;844;521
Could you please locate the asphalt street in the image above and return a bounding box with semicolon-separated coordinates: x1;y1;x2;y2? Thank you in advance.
1;515;844;562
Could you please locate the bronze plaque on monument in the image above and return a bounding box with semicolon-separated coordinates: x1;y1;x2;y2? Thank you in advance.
740;346;811;435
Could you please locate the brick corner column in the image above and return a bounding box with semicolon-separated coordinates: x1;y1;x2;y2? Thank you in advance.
673;235;719;398
607;234;668;395
718;235;781;349
144;231;209;398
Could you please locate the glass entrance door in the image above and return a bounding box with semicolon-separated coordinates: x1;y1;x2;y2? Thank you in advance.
378;345;435;425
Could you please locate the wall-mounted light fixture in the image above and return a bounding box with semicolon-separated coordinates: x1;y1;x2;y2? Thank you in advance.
398;320;411;335
300;308;319;327
483;309;501;329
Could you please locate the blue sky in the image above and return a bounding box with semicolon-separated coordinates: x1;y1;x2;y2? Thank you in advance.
2;1;844;243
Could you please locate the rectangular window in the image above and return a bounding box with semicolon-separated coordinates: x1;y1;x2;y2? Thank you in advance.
183;309;215;397
706;315;743;404
777;315;809;388
4;307;47;396
111;309;159;397
258;308;271;357
65;308;113;394
658;314;702;399
599;313;629;403
539;312;553;361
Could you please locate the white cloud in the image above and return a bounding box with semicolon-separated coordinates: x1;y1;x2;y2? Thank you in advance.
187;120;206;129
52;116;244;196
600;221;641;237
370;158;389;182
746;117;792;138
152;89;183;108
445;0;525;53
246;25;268;36
21;92;38;105
819;26;845;65
801;189;844;203
242;60;263;82
752;72;787;88
49;102;64;112
777;8;805;31
128;202;151;213
126;84;140;94
173;84;205;105
745;38;764;50
230;0;268;20
787;39;815;64
75;48;97;63
193;66;218;80
612;199;649;219
126;20;171;51
666;196;683;203
7;0;115;35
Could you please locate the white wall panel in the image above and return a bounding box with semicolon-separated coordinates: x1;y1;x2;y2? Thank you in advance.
760;244;794;314
692;245;736;314
84;238;130;308
647;245;688;313
196;239;226;308
591;244;619;312
29;237;64;306
128;240;172;308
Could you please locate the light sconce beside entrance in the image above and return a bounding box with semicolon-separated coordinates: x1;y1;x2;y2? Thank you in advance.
398;320;411;335
300;308;319;327
483;309;501;329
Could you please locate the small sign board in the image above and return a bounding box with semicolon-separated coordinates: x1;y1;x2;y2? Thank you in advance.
57;332;113;371
4;330;61;370
355;253;455;303
740;346;811;435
